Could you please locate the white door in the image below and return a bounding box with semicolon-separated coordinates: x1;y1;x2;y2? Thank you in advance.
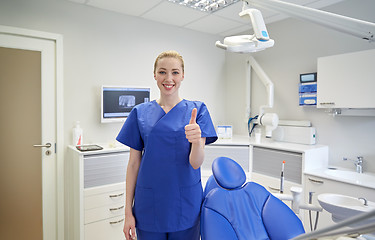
0;30;59;239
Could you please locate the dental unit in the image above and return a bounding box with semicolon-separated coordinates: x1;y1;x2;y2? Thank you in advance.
273;187;323;216
212;1;375;239
273;161;322;221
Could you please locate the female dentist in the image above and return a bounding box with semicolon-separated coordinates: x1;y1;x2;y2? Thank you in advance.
116;50;218;240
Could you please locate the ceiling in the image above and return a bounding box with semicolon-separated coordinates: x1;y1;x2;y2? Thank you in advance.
67;0;343;36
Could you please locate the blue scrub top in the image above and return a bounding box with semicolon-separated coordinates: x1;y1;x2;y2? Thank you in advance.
116;99;218;233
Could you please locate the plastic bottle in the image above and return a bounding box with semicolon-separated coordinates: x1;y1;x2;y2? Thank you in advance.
73;121;83;146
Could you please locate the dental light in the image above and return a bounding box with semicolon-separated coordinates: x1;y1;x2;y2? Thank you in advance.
215;4;274;53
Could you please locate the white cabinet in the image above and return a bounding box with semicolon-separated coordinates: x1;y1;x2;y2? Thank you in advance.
317;49;375;109
249;141;328;228
84;184;126;240
84;215;125;240
249;143;328;193
66;146;129;240
250;146;303;208
304;174;375;231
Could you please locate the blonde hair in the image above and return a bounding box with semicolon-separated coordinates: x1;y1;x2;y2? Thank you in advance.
153;50;184;74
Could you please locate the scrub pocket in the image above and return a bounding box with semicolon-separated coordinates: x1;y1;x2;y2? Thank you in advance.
180;181;203;226
175;132;191;165
134;186;155;226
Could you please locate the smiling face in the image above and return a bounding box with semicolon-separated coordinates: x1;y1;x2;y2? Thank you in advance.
154;56;184;100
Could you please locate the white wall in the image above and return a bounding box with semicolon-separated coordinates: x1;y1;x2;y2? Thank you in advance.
1;0;375;173
225;0;375;172
0;0;227;148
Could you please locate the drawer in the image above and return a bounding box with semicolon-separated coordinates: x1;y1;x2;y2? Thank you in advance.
85;202;125;224
252;146;302;184
85;182;125;197
85;188;125;210
84;215;125;240
84;152;129;188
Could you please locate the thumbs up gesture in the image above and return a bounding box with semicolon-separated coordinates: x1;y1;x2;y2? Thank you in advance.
185;108;202;144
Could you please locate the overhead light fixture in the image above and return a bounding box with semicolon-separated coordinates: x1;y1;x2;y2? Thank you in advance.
168;0;240;13
216;5;275;53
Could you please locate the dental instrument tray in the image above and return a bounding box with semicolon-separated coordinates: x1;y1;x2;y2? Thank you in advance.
76;144;103;152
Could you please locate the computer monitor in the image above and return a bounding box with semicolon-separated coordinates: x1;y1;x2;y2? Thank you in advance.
101;85;150;123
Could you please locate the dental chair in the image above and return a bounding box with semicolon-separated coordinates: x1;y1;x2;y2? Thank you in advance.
201;157;305;240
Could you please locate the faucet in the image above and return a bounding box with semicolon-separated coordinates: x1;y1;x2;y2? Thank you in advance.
358;197;368;206
343;156;364;173
355;156;364;174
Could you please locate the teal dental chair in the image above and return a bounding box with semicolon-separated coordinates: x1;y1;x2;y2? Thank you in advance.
201;157;305;240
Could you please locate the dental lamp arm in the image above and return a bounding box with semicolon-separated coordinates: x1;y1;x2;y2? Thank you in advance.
215;41;227;50
246;0;375;42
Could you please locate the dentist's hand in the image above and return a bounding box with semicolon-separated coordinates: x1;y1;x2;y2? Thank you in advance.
123;213;136;240
185;108;202;144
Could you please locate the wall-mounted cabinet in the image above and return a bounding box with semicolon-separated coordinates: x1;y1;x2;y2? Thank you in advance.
317;49;375;109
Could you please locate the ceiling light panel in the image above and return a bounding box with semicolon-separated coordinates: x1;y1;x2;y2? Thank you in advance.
168;0;241;13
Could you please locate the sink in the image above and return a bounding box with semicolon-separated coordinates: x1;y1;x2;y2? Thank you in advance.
318;193;375;224
324;169;375;187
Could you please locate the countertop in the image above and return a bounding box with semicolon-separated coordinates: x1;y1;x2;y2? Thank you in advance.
305;167;375;190
68;143;129;155
213;135;329;152
213;136;375;190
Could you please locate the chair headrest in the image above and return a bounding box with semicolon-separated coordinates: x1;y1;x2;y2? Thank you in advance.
212;157;246;189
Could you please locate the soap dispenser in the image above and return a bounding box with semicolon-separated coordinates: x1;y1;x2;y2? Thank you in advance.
73;121;83;146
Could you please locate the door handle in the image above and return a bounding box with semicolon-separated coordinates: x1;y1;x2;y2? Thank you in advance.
33;143;52;148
